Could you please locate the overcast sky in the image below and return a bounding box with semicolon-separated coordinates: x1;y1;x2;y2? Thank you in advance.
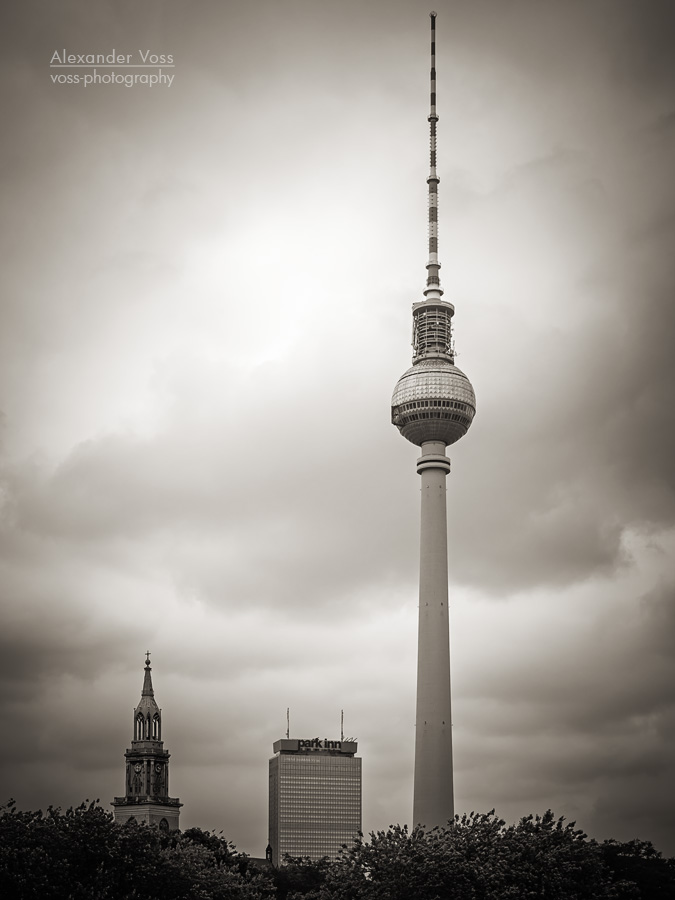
1;0;674;858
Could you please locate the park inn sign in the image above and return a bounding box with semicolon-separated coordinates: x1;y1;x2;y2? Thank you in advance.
298;738;343;750
272;738;359;756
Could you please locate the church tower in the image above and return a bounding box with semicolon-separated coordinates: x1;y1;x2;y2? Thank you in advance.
112;653;182;830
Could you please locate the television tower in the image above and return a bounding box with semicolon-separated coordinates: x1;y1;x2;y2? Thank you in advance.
391;11;476;829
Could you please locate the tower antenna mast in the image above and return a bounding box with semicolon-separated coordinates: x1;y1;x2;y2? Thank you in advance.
426;11;442;300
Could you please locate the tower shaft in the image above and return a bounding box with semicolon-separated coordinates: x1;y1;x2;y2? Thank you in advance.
413;441;453;826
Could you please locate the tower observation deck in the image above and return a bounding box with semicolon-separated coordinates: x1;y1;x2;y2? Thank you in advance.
391;12;476;829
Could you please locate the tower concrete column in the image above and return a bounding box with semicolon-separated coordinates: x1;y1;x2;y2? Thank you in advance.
413;441;453;827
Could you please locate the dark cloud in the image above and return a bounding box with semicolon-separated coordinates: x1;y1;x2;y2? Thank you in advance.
453;575;675;851
443;104;675;592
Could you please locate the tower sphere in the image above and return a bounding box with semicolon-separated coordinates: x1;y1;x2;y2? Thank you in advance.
391;358;476;447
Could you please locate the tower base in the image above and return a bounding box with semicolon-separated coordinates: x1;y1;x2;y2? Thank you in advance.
112;796;182;831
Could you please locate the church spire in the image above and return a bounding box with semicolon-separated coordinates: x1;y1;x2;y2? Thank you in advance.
142;651;154;697
133;652;161;742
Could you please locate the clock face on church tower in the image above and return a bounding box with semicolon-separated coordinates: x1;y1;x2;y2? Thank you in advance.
155;764;162;772
134;763;142;773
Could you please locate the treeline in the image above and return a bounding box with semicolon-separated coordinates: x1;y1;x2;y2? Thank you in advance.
1;801;674;899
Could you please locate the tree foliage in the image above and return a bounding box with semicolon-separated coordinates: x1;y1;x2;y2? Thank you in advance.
599;838;675;900
271;855;332;900
2;801;673;900
287;810;675;900
0;800;274;900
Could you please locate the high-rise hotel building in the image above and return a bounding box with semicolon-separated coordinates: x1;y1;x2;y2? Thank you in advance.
268;738;361;865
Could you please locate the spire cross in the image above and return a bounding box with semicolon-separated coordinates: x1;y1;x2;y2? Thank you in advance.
145;650;151;665
425;11;443;299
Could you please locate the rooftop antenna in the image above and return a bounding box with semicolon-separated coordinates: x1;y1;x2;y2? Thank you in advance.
286;707;290;740
424;11;443;302
341;709;344;742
